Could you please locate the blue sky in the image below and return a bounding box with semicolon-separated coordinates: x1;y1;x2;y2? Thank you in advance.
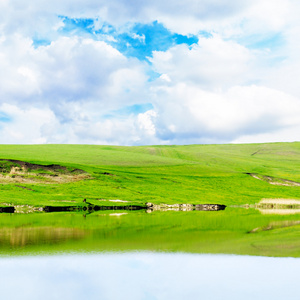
0;0;299;145
57;17;199;61
0;112;11;123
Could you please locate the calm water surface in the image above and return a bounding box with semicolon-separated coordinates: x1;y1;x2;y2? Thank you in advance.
0;208;300;299
1;253;300;300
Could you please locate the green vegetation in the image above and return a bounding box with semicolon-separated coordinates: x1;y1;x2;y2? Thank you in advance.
1;208;300;257
0;160;19;173
0;142;299;207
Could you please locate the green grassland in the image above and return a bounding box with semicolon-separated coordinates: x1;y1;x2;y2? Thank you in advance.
0;142;299;207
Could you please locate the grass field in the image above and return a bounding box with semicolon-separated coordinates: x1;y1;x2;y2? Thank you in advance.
0;142;299;206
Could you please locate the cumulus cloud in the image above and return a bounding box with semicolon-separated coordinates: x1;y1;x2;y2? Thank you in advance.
0;0;299;145
0;104;56;144
0;34;149;124
0;35;146;103
0;0;290;36
0;0;249;35
0;103;159;145
152;84;300;144
0;29;153;145
151;35;254;89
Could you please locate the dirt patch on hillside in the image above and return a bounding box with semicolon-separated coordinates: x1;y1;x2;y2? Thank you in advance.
246;173;300;187
0;159;89;184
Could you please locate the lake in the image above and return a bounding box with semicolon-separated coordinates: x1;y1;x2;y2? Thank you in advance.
0;207;300;299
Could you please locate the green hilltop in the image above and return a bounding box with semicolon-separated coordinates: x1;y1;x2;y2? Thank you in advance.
0;142;299;207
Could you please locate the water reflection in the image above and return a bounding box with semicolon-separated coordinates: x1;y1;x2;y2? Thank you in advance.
0;227;86;247
0;208;300;257
1;209;300;299
256;198;300;215
0;253;299;300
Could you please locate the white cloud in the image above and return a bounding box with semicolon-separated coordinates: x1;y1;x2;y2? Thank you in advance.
0;0;300;145
151;35;253;90
0;34;153;145
0;103;160;145
246;0;291;32
0;0;292;36
152;84;300;144
259;1;300;99
232;125;300;144
0;104;56;144
137;110;157;136
0;35;148;111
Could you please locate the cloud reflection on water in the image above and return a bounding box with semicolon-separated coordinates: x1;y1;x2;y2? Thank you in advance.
0;253;299;300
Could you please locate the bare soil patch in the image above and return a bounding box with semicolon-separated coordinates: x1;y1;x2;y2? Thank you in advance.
246;172;300;187
0;159;89;184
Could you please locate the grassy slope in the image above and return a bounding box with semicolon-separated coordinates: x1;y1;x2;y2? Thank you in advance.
0;142;299;206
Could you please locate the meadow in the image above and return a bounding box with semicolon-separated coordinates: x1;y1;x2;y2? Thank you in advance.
0;142;299;207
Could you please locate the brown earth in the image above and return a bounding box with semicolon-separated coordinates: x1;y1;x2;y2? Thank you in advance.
0;159;89;184
246;172;300;187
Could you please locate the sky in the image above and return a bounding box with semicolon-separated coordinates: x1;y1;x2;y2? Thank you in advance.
0;0;299;145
